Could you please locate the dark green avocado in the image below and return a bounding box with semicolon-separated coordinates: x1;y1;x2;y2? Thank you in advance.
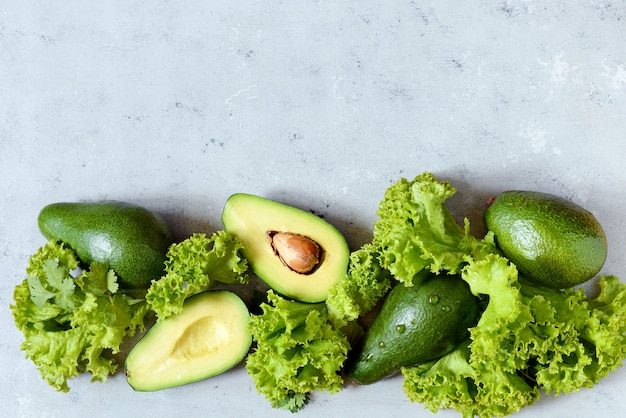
484;190;607;289
344;273;481;385
38;200;174;289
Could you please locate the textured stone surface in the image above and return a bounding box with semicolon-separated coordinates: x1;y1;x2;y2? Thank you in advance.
1;1;625;417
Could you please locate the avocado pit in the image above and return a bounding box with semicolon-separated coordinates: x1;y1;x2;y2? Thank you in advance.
268;231;322;274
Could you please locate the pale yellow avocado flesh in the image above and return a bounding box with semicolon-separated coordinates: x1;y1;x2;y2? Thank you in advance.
222;193;350;303
125;291;251;391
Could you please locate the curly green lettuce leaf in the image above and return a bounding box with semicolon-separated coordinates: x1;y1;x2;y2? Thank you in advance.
145;231;248;320
370;173;626;416
246;290;350;412
11;240;149;392
403;341;539;418
403;250;626;417
519;275;626;393
373;172;495;285
584;275;626;370
466;255;626;397
404;253;541;417
326;243;393;327
461;252;527;369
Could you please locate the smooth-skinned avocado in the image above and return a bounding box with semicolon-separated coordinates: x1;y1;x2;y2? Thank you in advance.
484;190;607;289
221;193;350;303
125;290;252;391
38;201;174;289
344;274;481;385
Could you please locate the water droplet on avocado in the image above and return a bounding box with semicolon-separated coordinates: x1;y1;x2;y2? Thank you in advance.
428;293;440;304
441;305;451;313
365;353;373;362
378;341;386;348
343;273;482;386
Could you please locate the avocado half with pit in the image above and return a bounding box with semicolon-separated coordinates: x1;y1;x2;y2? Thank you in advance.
125;291;251;391
222;193;350;303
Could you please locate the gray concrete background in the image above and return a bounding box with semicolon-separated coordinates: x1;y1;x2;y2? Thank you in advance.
1;1;625;417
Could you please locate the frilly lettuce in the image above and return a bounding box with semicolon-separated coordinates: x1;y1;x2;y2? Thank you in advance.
520;274;626;392
246;290;350;412
374;173;626;417
145;231;248;319
10;240;149;392
402;253;538;417
404;261;626;417
373;172;495;285
325;172;490;327
326;243;392;327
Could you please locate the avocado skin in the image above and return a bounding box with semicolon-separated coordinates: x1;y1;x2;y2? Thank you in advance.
344;274;480;385
38;201;173;289
484;190;607;289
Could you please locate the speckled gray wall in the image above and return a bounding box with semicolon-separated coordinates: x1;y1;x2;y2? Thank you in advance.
1;1;625;417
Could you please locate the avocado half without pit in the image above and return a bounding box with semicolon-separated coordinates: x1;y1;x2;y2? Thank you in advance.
222;193;350;303
125;291;252;391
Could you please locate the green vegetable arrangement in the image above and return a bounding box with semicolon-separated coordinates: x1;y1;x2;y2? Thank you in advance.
246;290;350;412
366;173;626;417
9;172;626;417
11;240;150;392
145;231;249;320
10;230;249;393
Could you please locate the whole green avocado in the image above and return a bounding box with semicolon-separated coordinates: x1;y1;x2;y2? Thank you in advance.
38;201;174;289
344;273;481;385
484;190;607;289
